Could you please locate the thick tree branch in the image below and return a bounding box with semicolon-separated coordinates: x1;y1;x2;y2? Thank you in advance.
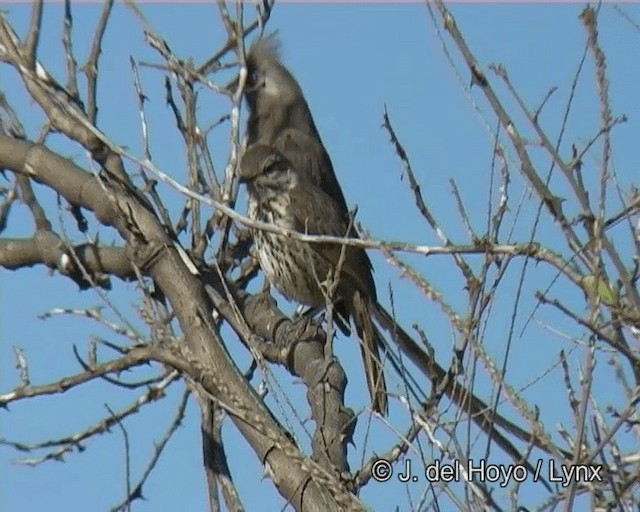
0;134;361;512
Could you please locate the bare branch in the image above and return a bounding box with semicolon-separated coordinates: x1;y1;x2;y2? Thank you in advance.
110;388;189;512
62;0;79;100
84;0;114;125
24;0;43;67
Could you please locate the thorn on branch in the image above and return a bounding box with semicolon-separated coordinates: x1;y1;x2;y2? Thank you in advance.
470;63;488;88
13;347;30;387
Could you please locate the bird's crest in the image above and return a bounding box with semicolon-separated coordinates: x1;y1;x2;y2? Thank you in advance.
247;31;282;68
246;31;302;97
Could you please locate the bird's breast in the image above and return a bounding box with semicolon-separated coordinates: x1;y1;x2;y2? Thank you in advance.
248;194;326;306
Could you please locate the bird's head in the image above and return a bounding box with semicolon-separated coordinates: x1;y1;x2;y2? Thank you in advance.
243;32;305;110
238;143;298;193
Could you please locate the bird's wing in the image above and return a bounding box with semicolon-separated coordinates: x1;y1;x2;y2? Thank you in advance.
288;184;376;299
273;128;348;212
274;127;375;276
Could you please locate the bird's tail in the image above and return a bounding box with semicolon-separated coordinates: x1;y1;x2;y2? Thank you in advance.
350;291;388;415
369;300;573;462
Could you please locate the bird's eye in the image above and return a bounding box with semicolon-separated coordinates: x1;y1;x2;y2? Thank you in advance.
263;163;278;175
262;156;283;176
248;69;264;89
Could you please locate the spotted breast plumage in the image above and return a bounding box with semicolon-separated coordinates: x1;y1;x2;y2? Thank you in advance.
238;143;388;414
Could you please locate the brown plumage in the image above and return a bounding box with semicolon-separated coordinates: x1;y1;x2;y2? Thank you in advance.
243;33;376;331
244;32;349;215
239;143;388;414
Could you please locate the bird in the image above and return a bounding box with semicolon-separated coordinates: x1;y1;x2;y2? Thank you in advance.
238;143;388;415
243;32;349;216
240;33;387;412
237;39;586;460
241;33;377;340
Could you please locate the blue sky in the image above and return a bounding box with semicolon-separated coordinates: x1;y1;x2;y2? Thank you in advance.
1;3;639;511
